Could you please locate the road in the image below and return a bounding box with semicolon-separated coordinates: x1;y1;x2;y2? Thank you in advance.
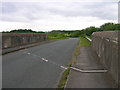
3;38;79;88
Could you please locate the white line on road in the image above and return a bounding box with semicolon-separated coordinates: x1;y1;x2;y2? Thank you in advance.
24;51;108;73
60;66;68;70
27;53;31;55
42;58;49;62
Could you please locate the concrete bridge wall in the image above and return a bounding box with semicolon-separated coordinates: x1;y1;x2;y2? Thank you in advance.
2;33;48;49
92;31;119;87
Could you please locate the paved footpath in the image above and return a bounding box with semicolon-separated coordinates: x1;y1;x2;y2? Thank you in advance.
65;46;116;88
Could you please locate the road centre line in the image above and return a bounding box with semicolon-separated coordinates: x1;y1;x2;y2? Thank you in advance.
23;50;108;73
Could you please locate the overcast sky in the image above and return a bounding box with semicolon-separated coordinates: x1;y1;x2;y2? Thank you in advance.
0;0;119;32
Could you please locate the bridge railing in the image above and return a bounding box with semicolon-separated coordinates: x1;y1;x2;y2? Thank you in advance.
92;31;119;87
2;33;48;49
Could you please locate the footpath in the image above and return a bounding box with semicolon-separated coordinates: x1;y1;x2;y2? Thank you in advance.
65;46;116;88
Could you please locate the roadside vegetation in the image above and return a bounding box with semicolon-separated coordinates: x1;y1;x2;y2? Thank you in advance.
79;36;91;47
2;22;119;89
57;63;72;88
57;37;91;89
2;23;120;39
57;35;92;88
58;68;70;88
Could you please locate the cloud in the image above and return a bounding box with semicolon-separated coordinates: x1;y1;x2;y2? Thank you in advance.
0;16;116;31
0;0;119;31
2;0;120;2
1;1;118;21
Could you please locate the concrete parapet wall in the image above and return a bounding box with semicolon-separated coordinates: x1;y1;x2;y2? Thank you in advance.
92;31;119;87
2;33;48;49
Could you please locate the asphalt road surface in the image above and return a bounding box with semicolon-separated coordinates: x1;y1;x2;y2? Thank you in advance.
3;38;79;88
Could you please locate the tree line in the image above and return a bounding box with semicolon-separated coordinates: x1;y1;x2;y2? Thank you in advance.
49;23;120;37
2;29;45;33
2;22;120;37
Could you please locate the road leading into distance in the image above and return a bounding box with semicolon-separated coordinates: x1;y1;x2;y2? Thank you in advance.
3;38;79;88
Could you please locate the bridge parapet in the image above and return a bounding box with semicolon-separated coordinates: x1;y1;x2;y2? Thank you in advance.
2;33;48;49
92;31;119;87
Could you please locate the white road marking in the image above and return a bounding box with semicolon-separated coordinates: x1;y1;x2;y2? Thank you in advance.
60;66;68;70
24;51;108;73
27;53;31;55
42;58;48;62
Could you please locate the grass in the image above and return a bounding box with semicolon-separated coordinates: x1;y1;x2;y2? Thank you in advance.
57;68;70;88
57;63;72;89
73;36;91;61
80;36;91;47
57;36;91;89
57;41;80;88
87;35;92;39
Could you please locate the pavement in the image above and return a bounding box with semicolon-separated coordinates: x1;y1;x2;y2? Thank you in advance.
3;38;79;88
65;46;116;88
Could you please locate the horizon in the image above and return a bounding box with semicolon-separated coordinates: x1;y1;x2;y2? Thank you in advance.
1;22;118;32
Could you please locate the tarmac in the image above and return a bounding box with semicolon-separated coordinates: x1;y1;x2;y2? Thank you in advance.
65;46;117;88
2;40;56;55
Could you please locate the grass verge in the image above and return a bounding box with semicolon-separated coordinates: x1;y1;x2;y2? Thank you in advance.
80;36;91;47
57;68;70;88
57;36;92;88
57;39;80;88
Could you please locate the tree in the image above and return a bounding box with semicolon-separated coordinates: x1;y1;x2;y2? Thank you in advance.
100;23;116;31
10;29;36;33
115;24;120;30
48;30;65;38
84;26;100;36
70;30;81;37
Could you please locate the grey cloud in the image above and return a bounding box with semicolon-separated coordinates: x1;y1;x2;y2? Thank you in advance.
83;2;118;20
2;2;18;13
1;1;118;22
1;2;49;22
35;2;118;20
